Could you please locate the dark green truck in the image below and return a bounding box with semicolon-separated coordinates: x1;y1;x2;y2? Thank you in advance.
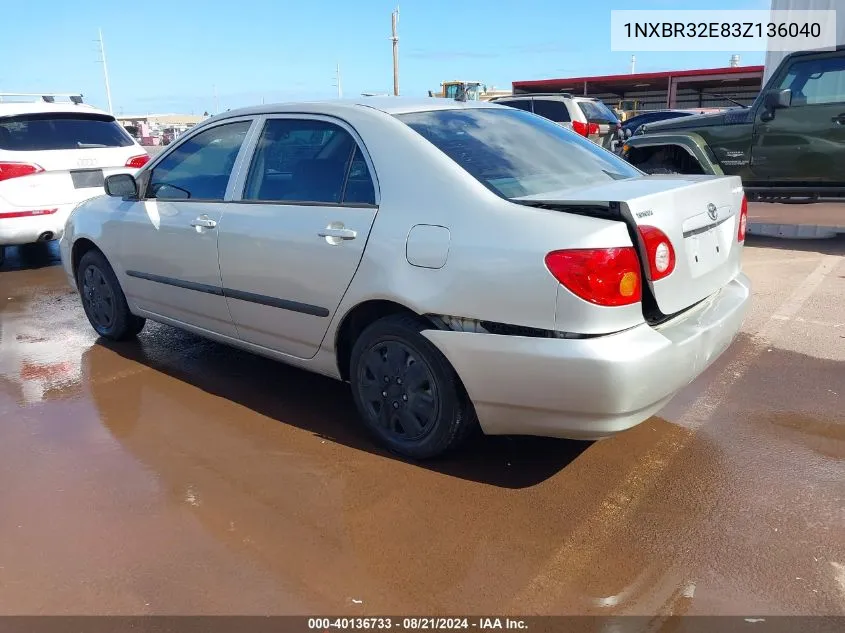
621;46;845;202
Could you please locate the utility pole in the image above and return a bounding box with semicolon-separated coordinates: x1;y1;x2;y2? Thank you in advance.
630;55;636;74
97;28;114;114
391;7;399;96
213;84;219;115
335;63;343;99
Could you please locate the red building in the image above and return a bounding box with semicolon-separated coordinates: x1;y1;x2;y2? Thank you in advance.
512;65;765;112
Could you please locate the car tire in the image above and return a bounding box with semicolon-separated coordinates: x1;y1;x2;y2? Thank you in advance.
349;313;478;460
77;249;146;341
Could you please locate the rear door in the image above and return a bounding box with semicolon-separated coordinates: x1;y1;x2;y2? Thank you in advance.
0;111;146;207
751;50;845;184
218;115;379;359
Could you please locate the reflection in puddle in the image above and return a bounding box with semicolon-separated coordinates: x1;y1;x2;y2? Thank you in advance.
0;265;92;405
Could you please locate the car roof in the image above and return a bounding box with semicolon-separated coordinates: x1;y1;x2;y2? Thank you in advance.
494;94;574;101
0;101;110;119
205;97;503;124
631;109;690;116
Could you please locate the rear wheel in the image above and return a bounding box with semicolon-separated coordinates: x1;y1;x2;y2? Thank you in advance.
77;249;146;340
349;314;478;460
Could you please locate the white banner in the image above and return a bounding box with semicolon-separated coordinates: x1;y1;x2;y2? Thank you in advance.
610;10;837;52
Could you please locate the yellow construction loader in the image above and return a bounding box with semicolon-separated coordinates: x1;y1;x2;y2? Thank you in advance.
428;80;510;101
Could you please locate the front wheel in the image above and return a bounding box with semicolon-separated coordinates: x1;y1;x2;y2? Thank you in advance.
77;249;146;340
349;314;478;460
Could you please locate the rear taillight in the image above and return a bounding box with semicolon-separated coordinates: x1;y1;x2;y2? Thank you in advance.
0;162;44;183
637;225;676;281
588;122;600;135
571;121;589;137
0;208;57;219
125;154;151;169
545;247;642;307
738;194;748;242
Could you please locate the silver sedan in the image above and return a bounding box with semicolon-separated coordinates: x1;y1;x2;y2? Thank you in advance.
60;98;751;459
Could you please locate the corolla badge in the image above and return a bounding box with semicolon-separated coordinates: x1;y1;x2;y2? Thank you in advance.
707;203;718;221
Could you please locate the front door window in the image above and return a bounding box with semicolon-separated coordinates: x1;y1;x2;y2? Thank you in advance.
148;121;252;200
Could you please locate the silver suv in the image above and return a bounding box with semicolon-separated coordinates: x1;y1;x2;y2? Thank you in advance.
492;94;620;149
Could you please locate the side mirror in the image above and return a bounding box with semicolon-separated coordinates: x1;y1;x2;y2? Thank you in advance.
104;173;138;199
625;128;633;139
764;88;792;110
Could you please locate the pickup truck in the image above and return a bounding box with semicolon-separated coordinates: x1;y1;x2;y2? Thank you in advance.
620;46;845;202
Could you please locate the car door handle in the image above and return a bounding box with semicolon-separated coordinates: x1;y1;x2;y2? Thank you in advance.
318;227;356;240
190;216;217;229
832;113;845;125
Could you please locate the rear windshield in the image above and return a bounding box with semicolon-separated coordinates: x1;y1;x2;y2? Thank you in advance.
0;113;134;151
575;100;619;124
396;108;639;199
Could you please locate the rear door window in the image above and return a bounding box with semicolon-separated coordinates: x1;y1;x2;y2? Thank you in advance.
243;118;375;205
342;147;377;205
0;113;134;151
531;99;571;122
148;120;252;201
496;99;533;112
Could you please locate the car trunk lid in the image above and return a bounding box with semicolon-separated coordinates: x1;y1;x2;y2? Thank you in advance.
514;174;746;317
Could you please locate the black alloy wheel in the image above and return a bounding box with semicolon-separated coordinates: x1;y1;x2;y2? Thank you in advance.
349;314;477;459
76;249;146;340
81;263;117;332
358;339;440;442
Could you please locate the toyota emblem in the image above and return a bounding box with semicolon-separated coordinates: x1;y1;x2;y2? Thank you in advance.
707;203;718;221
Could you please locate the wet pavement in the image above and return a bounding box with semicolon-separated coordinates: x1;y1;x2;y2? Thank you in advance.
0;238;843;616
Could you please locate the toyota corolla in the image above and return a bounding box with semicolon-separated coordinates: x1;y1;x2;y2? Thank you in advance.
60;98;750;459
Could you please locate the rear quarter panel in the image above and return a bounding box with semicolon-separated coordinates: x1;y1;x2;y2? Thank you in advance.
323;108;643;349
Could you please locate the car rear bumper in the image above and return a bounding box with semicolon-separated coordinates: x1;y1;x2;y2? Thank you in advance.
0;203;75;246
422;272;751;440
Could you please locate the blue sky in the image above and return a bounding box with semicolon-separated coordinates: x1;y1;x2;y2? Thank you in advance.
1;0;768;115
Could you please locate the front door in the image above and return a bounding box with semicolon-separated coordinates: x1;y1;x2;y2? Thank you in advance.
751;50;845;184
119;119;255;337
217;116;378;359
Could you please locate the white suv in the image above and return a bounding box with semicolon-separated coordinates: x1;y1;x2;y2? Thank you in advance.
0;94;149;265
491;94;621;150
